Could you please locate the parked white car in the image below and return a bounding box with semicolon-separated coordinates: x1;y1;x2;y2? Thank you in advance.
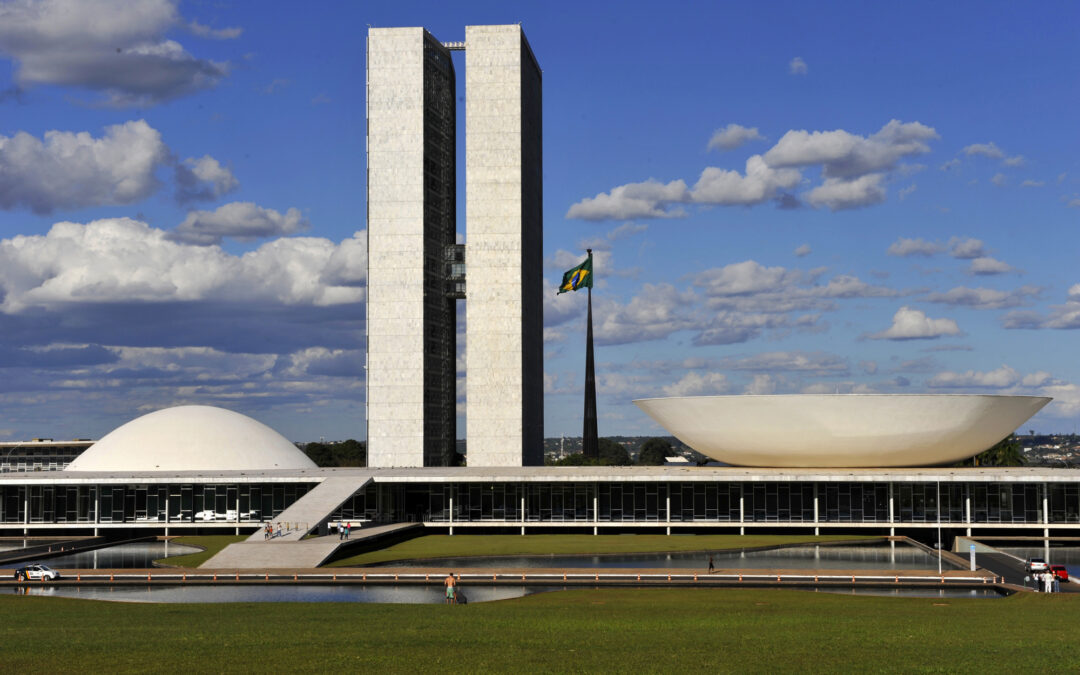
193;510;217;522
14;564;60;581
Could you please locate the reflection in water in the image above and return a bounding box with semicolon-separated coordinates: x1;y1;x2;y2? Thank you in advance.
997;546;1080;578
371;544;958;571
13;584;545;604
0;539;73;553
10;583;1002;604
35;542;201;569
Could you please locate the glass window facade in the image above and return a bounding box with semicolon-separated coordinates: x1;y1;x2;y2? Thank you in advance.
0;483;313;524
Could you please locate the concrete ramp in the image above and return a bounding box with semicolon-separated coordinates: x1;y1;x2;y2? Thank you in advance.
204;522;419;569
203;475;373;569
246;476;371;542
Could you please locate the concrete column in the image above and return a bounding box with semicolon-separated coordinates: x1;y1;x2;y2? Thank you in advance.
23;488;28;525
739;494;744;524
888;483;894;524
813;487;819;524
449;494;454;536
1043;482;1049;525
593;495;598;523
520;494;525;524
235;490;241;535
965;493;971;524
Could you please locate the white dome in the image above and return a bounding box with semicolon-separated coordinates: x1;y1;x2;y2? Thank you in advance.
67;405;317;472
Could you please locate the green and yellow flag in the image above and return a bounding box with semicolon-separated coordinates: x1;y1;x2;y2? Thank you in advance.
558;253;593;294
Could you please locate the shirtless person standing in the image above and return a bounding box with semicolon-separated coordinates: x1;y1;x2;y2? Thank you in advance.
444;572;456;604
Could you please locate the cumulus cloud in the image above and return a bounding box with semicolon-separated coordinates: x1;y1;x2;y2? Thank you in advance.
690;156;802;206
566;179;688;221
567;119;938;219
0;217;366;312
991;173;1007;187
174;155;239;203
968;256;1014;275
805;173;886;210
0;0;231;106
594;283;698;345
187;19;242;40
1003;284;1080;330
1021;179;1045;188
868;306;961;340
172;202;309;245
661;372;730;396
763;120;938;180
1002;155;1026;167
927;365;1019;388
707;124;764;152
789;57;808;75
923;285;1040;310
887;237;942;257
578;222;648;251
794;243;811;257
948;237;986;259
720;351;848;375
0;120;168;214
962;142;1004;159
694;260;897;314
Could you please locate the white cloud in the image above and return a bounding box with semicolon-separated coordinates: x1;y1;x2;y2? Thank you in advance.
763;120;938;180
939;158;961;171
1002;155;1026;167
968;256;1014;275
594;283;698;345
174;155;239;203
948;237;986;259
962;142;1004;159
566;179;688;221
789;57;808;75
868;306;961;340
927;365;1019;389
690;155;802;206
923;285;1040;310
0;120;168;214
745;374;779;394
694;260;896;313
0;217;366;312
991;173;1007;187
0;0;230;106
898;184;917;200
1021;179;1044;188
661;372;730;396
794;244;811;257
721;351;849;375
805;173;886;210
187;20;242;40
578;222;648;251
1002;285;1080;330
887;237;941;257
172;202;309;245
707;124;764;152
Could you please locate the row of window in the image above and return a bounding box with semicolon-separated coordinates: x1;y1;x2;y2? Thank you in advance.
335;482;1074;525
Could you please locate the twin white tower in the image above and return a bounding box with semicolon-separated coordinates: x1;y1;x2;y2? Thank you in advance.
366;25;543;468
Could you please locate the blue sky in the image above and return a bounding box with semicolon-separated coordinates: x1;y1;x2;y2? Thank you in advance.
0;0;1077;442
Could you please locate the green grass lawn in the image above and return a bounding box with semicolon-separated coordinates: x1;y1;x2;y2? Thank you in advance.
326;533;875;567
153;535;248;568
0;588;1076;672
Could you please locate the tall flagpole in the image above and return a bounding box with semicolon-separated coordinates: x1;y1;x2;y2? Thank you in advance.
582;249;598;459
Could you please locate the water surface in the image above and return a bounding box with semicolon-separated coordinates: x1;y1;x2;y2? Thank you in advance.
35;542;200;569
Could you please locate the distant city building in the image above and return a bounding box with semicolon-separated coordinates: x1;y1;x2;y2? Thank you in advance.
366;25;543;468
0;439;94;472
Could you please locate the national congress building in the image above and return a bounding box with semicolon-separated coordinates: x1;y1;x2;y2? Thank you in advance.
0;26;1076;564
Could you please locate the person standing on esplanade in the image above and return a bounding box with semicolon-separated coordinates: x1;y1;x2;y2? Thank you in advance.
708;554;715;574
444;572;456;604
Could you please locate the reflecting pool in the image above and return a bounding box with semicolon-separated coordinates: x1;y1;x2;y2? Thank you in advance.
35;542;201;569
11;583;545;604
369;544;960;571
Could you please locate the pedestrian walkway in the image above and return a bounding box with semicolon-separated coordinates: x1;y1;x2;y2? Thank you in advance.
203;522;420;569
204;475;377;568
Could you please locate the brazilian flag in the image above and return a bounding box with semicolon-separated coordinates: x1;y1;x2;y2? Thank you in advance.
558;253;593;294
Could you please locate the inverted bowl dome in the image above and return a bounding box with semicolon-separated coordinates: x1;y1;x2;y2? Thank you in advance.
633;394;1051;468
67;405;316;472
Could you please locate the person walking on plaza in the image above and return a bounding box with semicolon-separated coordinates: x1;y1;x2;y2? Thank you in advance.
337;522;343;540
708;555;715;574
345;521;351;540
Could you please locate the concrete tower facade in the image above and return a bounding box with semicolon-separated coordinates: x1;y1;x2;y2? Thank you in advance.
366;25;542;468
464;25;544;466
366;28;457;467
